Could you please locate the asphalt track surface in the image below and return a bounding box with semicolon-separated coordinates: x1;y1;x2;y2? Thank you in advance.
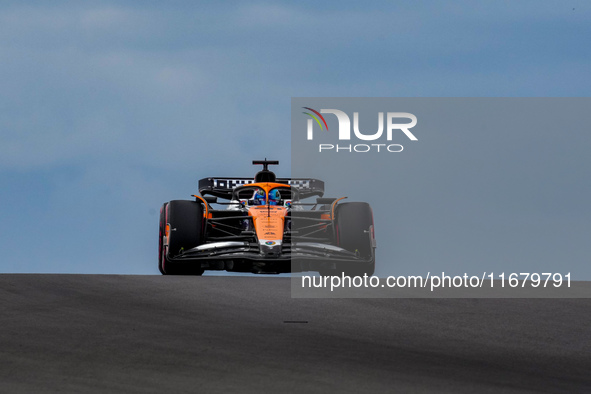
1;275;590;393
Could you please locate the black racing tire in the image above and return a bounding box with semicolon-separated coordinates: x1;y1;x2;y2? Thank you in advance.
334;202;375;276
158;203;168;275
160;200;205;276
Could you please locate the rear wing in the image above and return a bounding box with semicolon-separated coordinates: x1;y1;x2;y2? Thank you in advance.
198;177;325;200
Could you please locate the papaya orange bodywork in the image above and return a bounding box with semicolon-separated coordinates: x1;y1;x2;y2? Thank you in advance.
248;206;287;242
246;182;289;242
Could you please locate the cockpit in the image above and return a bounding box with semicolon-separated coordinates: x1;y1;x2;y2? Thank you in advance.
232;185;297;208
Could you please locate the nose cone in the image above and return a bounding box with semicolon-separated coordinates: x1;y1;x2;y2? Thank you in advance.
259;240;282;257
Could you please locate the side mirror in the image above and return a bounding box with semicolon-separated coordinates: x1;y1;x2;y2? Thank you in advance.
203;196;217;204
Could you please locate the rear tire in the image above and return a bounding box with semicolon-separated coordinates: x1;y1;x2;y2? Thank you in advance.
160;200;205;276
334;202;375;276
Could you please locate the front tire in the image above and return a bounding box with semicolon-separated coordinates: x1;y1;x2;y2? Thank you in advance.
334;202;375;276
158;203;168;275
159;200;205;276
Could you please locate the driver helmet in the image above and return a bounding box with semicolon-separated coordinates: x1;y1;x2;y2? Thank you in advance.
268;189;280;206
253;189;266;205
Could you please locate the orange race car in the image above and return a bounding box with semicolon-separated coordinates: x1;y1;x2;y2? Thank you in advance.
158;160;376;276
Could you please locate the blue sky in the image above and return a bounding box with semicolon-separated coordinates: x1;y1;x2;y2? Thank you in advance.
1;1;589;274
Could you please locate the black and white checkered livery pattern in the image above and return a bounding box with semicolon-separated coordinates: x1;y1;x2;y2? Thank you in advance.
212;179;254;189
287;179;311;189
198;177;324;199
211;178;311;190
